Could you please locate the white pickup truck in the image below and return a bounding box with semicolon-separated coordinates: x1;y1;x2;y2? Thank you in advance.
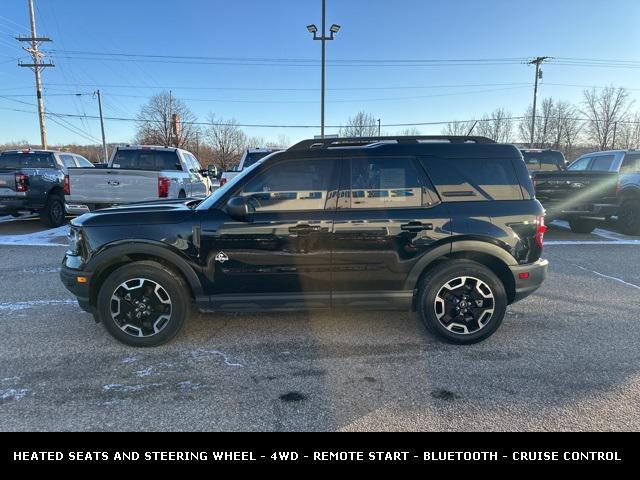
65;145;213;215
219;148;280;187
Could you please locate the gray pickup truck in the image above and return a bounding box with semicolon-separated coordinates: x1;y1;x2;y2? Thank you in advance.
65;145;211;215
533;149;640;234
0;149;94;227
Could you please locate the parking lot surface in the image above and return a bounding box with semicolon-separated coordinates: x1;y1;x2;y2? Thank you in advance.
0;216;639;431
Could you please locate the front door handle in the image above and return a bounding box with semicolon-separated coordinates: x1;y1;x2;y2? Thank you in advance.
400;221;433;232
289;224;321;234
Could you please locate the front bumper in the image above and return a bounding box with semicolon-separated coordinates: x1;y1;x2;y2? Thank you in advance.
60;257;93;313
509;258;549;303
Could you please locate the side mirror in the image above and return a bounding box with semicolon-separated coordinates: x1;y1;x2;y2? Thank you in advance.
226;196;251;222
207;165;218;178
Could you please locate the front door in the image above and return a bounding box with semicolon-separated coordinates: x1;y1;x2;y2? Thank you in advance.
331;156;452;309
199;156;339;310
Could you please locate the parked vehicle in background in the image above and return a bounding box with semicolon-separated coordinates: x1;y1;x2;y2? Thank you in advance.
520;148;566;172
64;145;210;215
61;135;548;347
533;149;640;234
0;148;94;226
219;148;281;187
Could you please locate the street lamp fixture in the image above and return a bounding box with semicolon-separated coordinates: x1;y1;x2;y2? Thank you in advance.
307;0;341;139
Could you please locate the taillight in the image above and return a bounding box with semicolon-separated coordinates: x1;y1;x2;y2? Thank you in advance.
63;174;70;195
219;177;228;187
534;215;547;250
158;176;170;198
15;173;29;192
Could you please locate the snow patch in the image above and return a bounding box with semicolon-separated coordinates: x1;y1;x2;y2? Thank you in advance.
102;383;163;393
134;367;154;378
0;299;77;311
0;225;69;247
1;388;29;401
188;348;244;367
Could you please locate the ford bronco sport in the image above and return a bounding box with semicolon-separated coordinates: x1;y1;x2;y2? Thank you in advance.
60;136;548;346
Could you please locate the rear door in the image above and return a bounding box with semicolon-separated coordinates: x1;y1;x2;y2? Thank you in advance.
330;155;451;309
200;156;339;310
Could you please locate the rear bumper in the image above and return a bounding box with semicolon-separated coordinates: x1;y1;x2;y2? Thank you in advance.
0;195;43;212
509;258;548;303
59;258;93;313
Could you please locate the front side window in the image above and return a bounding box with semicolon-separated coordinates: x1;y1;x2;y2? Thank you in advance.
589;155;616;172
621;154;640;173
342;157;435;208
238;158;336;212
567;157;591;171
60;154;77;168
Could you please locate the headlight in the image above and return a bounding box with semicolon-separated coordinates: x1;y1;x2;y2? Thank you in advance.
67;228;83;255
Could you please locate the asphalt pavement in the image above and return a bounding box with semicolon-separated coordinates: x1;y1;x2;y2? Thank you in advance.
0;217;639;431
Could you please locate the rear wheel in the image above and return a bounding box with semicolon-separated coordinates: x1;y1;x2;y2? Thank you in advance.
96;262;190;347
417;260;507;344
178;190;186;199
568;218;596;234
618;200;640;236
40;193;65;227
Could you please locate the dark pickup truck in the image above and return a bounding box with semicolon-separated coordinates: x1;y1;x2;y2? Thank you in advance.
533;149;640;234
0;149;94;227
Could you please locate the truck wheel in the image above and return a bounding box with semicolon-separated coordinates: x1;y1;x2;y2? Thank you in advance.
417;260;507;345
178;190;186;199
619;200;640;236
96;262;191;347
568;218;596;234
40;194;65;227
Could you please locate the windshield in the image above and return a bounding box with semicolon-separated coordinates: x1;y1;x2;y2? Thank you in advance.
196;152;279;210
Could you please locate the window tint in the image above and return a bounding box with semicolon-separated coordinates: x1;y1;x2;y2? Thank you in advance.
621;154;640;173
0;152;55;169
419;157;522;201
341;157;435;209
521;150;565;171
238;158;336;212
243;151;272;168
112;150;181;171
60;154;77;168
567;157;591;171
589;155;616;171
75;156;93;167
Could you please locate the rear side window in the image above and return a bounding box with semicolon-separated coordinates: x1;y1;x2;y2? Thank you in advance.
112;150;181;171
589;155;616;172
419;157;523;201
567;157;591;171
0;152;55;169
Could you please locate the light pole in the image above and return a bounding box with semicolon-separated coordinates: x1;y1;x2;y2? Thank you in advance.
307;0;340;139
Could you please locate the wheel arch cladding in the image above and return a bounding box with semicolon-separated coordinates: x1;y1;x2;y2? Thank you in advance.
87;243;202;308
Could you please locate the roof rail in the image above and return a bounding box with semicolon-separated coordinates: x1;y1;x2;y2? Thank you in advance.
288;135;495;151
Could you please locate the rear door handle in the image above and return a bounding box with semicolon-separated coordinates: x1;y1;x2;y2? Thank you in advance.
400;221;433;232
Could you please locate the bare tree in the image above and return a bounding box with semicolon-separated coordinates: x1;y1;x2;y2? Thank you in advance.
204;114;247;171
398;127;421;136
519;98;556;147
617;111;640;149
135;91;197;147
582;87;632;150
339;111;379;137
475;108;514;143
441;120;473;136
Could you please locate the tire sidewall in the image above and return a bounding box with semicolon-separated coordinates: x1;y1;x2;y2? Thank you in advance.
96;263;189;347
42;194;65;227
418;261;507;344
619;201;640;235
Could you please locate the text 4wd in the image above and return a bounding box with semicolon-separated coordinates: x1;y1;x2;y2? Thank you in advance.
60;135;548;347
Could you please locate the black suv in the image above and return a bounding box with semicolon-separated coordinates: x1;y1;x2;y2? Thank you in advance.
60;136;548;346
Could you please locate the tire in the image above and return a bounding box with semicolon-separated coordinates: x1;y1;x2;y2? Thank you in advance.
618;200;640;236
40;193;65;227
178;190;186;199
568;218;596;234
417;260;507;345
96;261;191;347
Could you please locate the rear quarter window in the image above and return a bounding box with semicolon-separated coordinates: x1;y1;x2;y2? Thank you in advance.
419;156;523;201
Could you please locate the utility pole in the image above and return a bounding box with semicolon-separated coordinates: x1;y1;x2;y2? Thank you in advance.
17;0;53;149
307;1;341;139
95;90;108;162
528;56;549;147
377;118;381;137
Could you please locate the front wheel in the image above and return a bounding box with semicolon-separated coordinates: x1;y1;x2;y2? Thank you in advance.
618;200;640;236
96;261;191;347
568;218;596;234
417;260;507;344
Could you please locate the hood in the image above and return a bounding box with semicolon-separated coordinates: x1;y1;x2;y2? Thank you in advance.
71;200;199;228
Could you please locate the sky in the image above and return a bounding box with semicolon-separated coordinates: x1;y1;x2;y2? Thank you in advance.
0;0;639;146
